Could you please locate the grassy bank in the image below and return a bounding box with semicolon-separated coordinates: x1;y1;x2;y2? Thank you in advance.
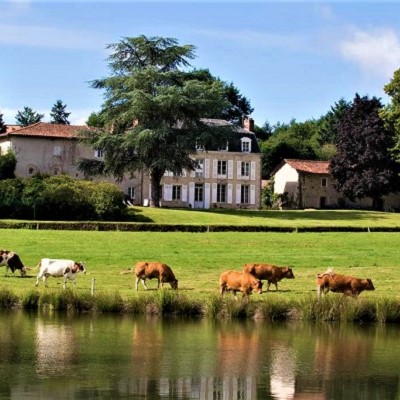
1;288;400;323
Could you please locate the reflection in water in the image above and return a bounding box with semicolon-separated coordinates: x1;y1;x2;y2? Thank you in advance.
0;312;400;399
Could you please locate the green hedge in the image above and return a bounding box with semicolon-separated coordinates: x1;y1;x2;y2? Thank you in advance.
0;175;126;221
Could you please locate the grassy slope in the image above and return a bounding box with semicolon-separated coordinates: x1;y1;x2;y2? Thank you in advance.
129;207;400;227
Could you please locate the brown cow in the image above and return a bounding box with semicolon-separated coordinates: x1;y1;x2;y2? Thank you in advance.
243;263;295;291
316;270;375;298
134;261;178;290
219;270;263;299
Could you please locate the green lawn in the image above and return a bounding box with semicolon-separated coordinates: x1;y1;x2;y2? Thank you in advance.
1;229;399;302
129;207;400;227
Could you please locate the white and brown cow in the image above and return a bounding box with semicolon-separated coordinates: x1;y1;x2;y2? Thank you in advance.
134;261;178;290
0;249;27;277
35;258;86;289
219;270;263;300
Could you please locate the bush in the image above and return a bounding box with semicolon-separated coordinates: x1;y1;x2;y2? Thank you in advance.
0;151;16;180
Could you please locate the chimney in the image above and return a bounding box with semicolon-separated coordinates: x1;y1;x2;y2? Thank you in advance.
242;116;254;132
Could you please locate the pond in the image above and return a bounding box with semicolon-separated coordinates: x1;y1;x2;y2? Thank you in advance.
0;311;399;399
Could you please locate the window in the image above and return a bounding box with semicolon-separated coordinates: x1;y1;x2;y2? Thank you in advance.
95;149;104;158
194;184;203;202
173;171;182;177
196;143;205;151
54;145;62;156
53;166;61;175
127;187;135;200
195;159;204;177
217;184;226;203
218;142;229;151
217;160;227;175
241;138;251;153
241;162;250;177
241;185;250;204
321;178;327;187
27;166;37;176
172;185;181;200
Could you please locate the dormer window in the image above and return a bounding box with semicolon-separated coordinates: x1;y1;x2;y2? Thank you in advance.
241;138;251;153
218;142;229;151
196;143;205;151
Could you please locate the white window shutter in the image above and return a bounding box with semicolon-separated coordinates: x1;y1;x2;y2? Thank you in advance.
237;161;242;179
236;184;241;204
212;183;217;203
250;185;256;204
251;161;256;180
205;159;210;178
204;183;210;209
227;184;233;204
164;184;172;201
212;159;218;178
182;170;187;177
189;182;195;207
228;160;233;179
182;185;188;202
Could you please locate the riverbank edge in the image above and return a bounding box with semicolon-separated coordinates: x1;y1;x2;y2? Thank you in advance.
1;221;400;232
1;288;399;323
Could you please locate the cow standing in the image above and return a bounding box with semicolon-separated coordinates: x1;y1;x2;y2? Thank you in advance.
35;258;86;289
219;270;263;299
134;261;178;290
243;263;295;291
0;250;27;277
316;270;375;298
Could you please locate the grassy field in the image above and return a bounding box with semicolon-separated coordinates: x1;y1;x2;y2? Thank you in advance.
128;207;400;228
1;228;399;304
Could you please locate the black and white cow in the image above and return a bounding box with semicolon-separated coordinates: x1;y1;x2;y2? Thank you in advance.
35;258;86;289
0;250;27;277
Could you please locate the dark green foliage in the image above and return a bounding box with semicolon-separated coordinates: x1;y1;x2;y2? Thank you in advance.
21;291;40;310
0;110;6;133
330;94;400;208
15;106;44;126
0;150;16;179
0;288;19;309
50;99;71;125
0;175;125;220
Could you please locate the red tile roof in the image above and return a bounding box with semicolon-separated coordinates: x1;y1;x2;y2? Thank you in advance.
0;122;86;139
285;159;330;174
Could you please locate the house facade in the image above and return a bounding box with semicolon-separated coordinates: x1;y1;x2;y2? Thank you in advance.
273;159;400;210
0;118;262;209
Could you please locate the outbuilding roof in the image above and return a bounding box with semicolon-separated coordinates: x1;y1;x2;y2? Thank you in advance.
284;159;330;174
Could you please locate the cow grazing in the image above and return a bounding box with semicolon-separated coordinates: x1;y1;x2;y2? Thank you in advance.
243;263;295;291
219;270;263;300
316;270;375;298
134;261;178;290
35;258;86;289
0;250;27;277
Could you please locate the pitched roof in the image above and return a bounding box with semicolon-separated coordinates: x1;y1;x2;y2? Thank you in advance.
0;122;86;139
284;159;331;174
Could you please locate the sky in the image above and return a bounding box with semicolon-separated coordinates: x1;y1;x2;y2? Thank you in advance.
1;0;400;128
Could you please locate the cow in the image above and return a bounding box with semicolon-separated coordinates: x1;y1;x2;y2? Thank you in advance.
35;258;86;289
0;249;27;277
316;270;375;298
219;270;263;300
134;261;178;290
243;263;295;291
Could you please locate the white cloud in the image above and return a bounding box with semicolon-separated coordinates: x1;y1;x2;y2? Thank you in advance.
339;28;400;78
0;23;105;51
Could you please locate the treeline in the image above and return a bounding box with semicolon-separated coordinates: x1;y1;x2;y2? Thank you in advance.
0;175;125;221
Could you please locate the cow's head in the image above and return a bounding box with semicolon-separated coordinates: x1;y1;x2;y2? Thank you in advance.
75;262;86;274
170;279;178;290
366;278;375;291
284;267;295;279
251;278;263;294
0;250;7;266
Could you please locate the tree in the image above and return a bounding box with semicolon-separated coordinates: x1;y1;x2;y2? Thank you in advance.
330;94;399;209
0;110;6;134
86;111;104;128
0;150;16;180
50;100;71;124
15;107;44;127
382;68;400;161
78;35;230;207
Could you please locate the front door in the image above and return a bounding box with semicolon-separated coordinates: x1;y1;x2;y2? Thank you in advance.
319;196;326;208
194;184;204;209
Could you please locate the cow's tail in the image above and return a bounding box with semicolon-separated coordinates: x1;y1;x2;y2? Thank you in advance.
120;268;134;275
25;261;41;271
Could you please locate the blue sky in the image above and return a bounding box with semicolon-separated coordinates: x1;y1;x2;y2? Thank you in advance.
1;1;400;127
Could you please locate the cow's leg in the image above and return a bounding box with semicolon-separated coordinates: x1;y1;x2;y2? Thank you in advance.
135;277;140;291
43;275;48;287
274;282;279;291
220;284;226;296
317;285;321;298
141;278;148;290
35;272;42;287
266;281;271;291
5;265;9;277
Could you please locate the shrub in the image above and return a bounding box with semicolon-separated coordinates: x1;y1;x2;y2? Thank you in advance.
0;151;16;180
